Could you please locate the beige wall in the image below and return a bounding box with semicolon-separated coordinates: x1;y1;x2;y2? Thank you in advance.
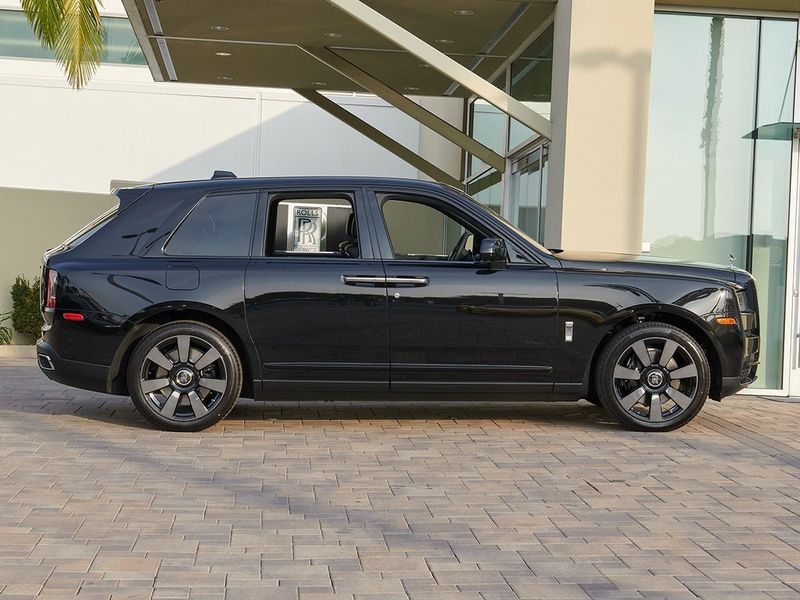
415;96;465;183
545;0;655;254
0;187;117;343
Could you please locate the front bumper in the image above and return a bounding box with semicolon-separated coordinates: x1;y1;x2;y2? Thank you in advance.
36;339;111;394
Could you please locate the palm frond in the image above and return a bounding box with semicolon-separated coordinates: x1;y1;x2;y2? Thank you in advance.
20;0;65;48
54;0;104;88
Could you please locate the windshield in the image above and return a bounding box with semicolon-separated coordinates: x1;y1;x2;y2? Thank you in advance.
454;189;554;256
61;204;119;249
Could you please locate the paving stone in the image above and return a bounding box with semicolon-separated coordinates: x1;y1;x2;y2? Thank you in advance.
3;360;800;599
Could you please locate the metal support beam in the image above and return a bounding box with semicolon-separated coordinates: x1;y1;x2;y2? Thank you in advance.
303;47;505;173
325;0;552;140
295;89;464;189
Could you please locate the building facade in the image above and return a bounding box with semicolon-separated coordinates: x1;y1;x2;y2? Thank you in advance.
2;0;799;397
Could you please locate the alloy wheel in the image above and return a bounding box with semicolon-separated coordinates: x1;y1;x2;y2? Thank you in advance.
611;336;699;424
139;334;228;421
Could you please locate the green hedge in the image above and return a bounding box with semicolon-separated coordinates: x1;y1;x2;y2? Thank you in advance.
0;311;11;345
11;276;44;342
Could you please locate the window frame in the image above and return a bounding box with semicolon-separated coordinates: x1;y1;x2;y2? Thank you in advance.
161;190;259;258
367;186;553;267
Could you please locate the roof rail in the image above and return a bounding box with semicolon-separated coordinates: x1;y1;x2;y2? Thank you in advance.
211;170;237;180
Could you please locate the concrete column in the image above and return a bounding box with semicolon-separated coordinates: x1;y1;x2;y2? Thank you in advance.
545;0;654;254
415;96;465;183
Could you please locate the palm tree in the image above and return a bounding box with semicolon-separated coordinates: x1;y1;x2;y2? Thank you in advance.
21;0;104;89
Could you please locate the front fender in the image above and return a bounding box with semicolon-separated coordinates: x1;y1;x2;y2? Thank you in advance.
556;270;743;387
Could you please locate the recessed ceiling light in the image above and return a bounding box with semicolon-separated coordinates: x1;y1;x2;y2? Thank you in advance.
419;63;431;68
215;51;232;57
323;32;343;38
217;75;234;80
454;10;475;16
312;81;327;86
404;86;420;91
435;38;454;44
210;25;229;31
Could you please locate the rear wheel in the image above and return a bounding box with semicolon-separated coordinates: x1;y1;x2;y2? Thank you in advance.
595;322;710;431
127;321;242;431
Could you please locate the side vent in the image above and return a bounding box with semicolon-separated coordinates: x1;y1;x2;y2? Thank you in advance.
211;170;237;180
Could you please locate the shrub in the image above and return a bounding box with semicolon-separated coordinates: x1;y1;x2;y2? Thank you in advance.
0;311;11;345
11;276;43;342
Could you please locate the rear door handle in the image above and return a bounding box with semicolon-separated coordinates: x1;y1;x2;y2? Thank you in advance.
341;275;387;286
385;276;429;287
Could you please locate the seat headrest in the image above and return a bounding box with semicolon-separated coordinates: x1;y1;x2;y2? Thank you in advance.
346;212;356;237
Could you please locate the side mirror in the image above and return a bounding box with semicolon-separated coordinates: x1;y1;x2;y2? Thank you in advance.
478;238;508;270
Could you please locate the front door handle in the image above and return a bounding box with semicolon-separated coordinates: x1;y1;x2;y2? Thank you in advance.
385;276;429;287
341;275;387;286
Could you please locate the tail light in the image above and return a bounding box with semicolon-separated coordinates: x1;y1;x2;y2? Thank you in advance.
45;268;57;311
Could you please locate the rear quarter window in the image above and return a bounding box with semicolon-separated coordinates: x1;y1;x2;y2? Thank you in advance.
61;203;119;249
165;192;257;257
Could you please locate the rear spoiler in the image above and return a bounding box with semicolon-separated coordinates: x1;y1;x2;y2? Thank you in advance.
114;185;154;212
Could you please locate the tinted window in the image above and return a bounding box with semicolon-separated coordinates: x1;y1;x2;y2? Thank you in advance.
166;193;257;256
381;197;482;261
270;197;358;257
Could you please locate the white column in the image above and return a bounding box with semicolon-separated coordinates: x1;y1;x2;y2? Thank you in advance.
545;0;655;254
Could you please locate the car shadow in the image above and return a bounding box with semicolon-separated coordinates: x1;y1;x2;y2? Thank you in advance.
2;361;623;431
2;392;622;432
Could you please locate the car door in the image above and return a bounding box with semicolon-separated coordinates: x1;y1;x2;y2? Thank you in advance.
244;186;389;392
368;188;559;393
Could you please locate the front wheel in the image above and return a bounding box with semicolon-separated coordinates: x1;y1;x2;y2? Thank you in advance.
127;321;242;431
595;322;710;431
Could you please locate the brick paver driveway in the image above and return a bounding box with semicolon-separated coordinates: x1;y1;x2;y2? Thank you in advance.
2;358;800;600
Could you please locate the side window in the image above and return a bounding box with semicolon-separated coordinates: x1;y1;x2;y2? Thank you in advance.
165;192;257;257
269;196;359;258
381;197;483;262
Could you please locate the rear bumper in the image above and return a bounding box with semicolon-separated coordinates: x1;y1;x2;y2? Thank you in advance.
36;339;111;394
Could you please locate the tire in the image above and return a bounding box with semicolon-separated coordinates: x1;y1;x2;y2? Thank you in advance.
594;322;710;432
127;321;242;431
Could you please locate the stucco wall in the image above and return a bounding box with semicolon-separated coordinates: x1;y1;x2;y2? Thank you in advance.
0;187;117;343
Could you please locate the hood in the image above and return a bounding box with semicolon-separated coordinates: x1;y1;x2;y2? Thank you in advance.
555;250;749;285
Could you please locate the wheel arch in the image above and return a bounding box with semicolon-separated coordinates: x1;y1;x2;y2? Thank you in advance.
108;303;257;398
583;307;723;401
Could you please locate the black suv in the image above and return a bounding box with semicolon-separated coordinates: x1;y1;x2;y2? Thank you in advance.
37;175;759;432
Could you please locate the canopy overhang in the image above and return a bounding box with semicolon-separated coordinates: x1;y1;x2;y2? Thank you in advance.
121;0;557;97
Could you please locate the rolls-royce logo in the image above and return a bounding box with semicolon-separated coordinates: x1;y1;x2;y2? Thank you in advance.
647;371;664;388
295;217;319;246
291;206;324;252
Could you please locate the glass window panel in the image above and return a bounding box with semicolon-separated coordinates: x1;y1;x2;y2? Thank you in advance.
509;144;550;242
0;9;146;65
644;14;757;268
382;199;479;261
509;23;554;149
468;73;507;177
750;19;798;389
166;193;257;257
271;198;355;257
466;169;503;215
510;148;542;238
102;16;145;65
